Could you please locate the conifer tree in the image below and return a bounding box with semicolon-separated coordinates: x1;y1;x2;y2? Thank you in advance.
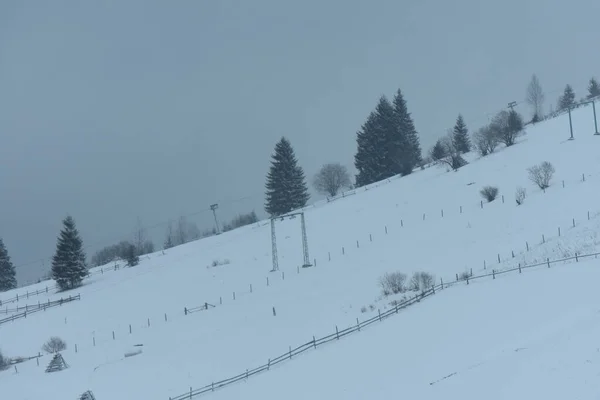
264;137;310;216
392;89;422;174
430;139;447;162
125;244;139;267
452;114;471;153
558;84;576;111
0;238;17;292
588;77;600;99
51;216;88;291
355;111;382;187
374;96;401;178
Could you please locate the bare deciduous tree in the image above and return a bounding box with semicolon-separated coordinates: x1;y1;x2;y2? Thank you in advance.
378;272;407;296
436;134;468;171
42;337;67;354
472;125;499;156
490;110;523;147
176;216;188;246
526;74;545;121
410;272;435;292
133;217;147;255
313;163;352;197
528;161;555;190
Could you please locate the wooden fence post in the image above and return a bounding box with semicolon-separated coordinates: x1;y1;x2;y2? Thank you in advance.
93;337;96;346
250;284;253;293
328;252;331;261
313;336;316;349
185;307;188;315
492;270;495;279
356;317;360;332
547;258;550;268
282;271;285;280
558;227;561;236
542;234;545;243
519;263;522;273
441;209;444;217
342;247;345;255
497;254;501;263
336;325;339;340
289;346;292;359
385;226;388;234
267;277;269;286
460;205;463;214
423;213;426;221
378;309;382;321
573;218;575;228
165;313;168;322
526;241;529;251
147;318;150;327
129;324;132;334
512;250;515;258
112;331;115;340
220;296;222;305
356;240;360;248
233;292;236;300
401;219;404;227
480;200;483;209
576;253;579;262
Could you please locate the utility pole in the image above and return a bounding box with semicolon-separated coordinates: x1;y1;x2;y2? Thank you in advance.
210;204;221;235
568;107;574;140
507;101;517;111
591;100;599;135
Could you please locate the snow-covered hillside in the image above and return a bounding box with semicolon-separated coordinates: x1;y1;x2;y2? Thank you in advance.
1;103;599;400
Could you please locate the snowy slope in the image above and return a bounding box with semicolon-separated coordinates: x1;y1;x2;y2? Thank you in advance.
1;102;600;399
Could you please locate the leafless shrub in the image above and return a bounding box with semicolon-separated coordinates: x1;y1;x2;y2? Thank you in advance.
515;187;526;205
459;270;472;281
480;186;499;202
42;337;67;354
369;304;375;311
378;272;407;296
410;272;435;292
490;110;524;147
360;306;367;313
436;135;468;171
528;161;555;190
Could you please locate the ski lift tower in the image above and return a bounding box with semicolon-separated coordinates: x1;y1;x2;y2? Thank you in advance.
210;203;221;235
270;211;311;272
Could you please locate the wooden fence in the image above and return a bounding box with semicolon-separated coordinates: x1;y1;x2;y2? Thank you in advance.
168;248;600;400
0;295;80;326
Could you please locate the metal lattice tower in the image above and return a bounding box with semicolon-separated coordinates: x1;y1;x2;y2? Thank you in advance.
300;213;311;268
270;218;279;272
270;211;311;272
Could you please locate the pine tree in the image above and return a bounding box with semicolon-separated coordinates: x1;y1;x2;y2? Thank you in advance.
355;111;383;187
430;139;447;161
393;89;423;175
264;137;310;216
452;114;471;153
392;89;422;174
51;216;88;291
374;96;401;179
588;77;600;99
125;244;139;267
558;84;576;111
0;239;17;292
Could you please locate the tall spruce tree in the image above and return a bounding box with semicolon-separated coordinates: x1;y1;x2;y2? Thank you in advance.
0;238;17;292
588;77;600;99
558;84;576;111
392;89;422;174
452;114;471;153
264;137;310;216
374;96;401;179
51;216;88;291
355;111;382;187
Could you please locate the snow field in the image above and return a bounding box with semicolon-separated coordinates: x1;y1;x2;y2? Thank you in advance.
1;103;600;399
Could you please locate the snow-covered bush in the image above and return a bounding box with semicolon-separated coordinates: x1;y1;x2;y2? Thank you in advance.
480;186;499;202
0;349;8;370
378;272;407;296
410;272;435;292
515;187;526;205
42;337;67;354
528;161;555;190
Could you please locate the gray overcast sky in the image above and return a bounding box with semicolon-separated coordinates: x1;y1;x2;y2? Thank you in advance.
1;0;598;285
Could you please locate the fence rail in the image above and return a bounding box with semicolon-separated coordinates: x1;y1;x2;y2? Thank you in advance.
168;247;600;400
0;295;80;326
